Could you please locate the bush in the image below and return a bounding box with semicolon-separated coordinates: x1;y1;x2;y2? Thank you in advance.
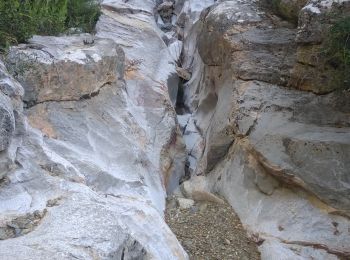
324;16;350;87
327;17;350;67
66;0;101;33
0;0;101;51
0;0;36;49
30;0;68;35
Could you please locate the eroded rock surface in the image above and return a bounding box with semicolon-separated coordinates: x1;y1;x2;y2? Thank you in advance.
0;0;188;259
1;0;349;259
177;0;350;259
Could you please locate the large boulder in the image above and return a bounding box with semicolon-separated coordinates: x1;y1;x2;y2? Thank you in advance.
6;35;124;106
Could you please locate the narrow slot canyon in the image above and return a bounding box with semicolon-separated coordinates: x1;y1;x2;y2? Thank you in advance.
165;45;261;258
160;0;350;259
0;0;349;260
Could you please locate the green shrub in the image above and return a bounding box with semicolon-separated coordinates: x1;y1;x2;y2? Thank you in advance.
324;16;350;87
0;0;36;50
0;0;101;51
30;0;68;35
66;0;101;33
327;17;350;66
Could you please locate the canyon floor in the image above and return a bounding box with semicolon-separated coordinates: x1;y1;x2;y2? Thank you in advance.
166;198;261;260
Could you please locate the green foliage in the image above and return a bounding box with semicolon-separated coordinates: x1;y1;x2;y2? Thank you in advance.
0;0;101;51
327;17;350;66
0;0;36;50
66;0;101;33
324;16;350;87
30;0;68;35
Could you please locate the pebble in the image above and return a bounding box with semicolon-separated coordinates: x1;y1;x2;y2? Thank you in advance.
165;200;261;260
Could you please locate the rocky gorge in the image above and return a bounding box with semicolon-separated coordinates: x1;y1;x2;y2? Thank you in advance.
0;0;349;259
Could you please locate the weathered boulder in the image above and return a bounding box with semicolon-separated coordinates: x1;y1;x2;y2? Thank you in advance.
6;35;124;106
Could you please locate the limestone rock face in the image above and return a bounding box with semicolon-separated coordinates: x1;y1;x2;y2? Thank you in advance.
0;61;24;179
0;92;14;152
0;0;188;259
179;0;350;258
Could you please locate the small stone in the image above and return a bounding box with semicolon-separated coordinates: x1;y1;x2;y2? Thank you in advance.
176;66;192;81
177;198;195;209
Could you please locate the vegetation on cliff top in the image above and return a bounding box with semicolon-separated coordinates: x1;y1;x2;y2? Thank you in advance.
0;0;100;51
325;16;350;88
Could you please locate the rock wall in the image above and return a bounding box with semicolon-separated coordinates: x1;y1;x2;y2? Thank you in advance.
0;0;349;259
177;0;350;259
0;1;188;259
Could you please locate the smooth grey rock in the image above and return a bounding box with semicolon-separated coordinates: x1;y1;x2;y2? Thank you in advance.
0;60;25;180
208;141;350;259
0;92;14;152
185;0;350;212
259;239;339;260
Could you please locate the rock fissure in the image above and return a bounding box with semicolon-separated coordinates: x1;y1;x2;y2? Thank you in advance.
24;81;115;109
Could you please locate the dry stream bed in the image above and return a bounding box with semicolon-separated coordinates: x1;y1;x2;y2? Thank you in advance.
165;198;261;260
